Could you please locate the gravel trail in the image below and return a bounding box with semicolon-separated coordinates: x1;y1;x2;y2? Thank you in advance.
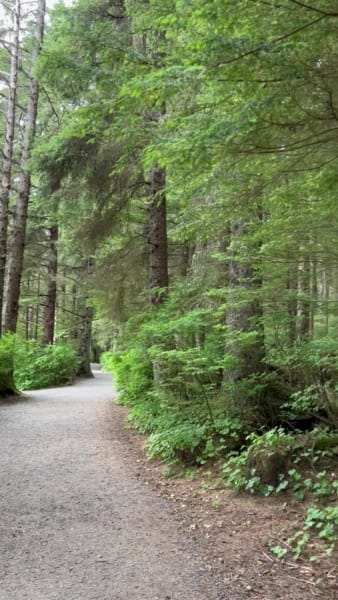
0;368;228;600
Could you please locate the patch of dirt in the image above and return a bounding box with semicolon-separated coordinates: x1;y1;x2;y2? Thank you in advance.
111;405;338;600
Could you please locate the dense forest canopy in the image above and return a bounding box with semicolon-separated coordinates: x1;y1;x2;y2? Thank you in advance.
0;0;337;559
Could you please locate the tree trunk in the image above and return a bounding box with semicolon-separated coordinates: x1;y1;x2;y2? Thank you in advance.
0;0;21;333
286;263;298;345
60;280;66;332
322;267;330;336
224;218;264;410
3;0;46;334
71;283;78;342
35;273;41;340
297;255;311;341
77;306;93;377
310;256;317;338
147;166;168;305
179;242;195;278
42;226;58;345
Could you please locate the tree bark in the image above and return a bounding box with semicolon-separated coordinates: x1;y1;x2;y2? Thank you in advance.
322;267;330;336
3;0;46;334
310;256;317;338
296;255;311;341
286;263;298;345
147;166;168;305
34;273;41;340
70;283;78;342
77;306;94;377
25;276;30;340
42;226;58;345
224;218;264;409
0;0;21;333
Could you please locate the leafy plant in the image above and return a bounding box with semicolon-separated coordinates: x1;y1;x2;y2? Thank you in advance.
289;505;338;560
14;339;79;390
268;541;287;560
101;348;153;405
147;421;208;462
0;333;16;394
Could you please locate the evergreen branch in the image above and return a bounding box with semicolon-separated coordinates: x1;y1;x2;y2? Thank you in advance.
240;136;337;153
287;0;338;17
248;0;290;9
40;85;61;126
216;15;325;67
280;154;338;173
237;126;338;153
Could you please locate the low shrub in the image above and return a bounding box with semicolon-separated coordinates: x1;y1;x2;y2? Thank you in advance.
100;349;153;405
147;421;208;462
14;339;79;390
0;333;16;394
146;415;245;464
290;504;338;559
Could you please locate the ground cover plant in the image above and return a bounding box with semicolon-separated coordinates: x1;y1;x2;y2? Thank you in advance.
101;298;338;568
13;336;79;391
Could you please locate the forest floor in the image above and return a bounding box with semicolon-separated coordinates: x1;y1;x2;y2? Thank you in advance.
0;368;336;600
107;388;338;600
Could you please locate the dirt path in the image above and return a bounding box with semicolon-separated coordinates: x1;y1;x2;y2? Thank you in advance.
0;368;233;600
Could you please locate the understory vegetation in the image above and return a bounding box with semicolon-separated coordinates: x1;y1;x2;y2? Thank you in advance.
101;290;338;561
0;334;79;392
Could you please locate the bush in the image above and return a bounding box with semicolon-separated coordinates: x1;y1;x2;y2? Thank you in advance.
269;336;338;426
0;333;16;395
147;421;208;462
14;339;79;390
146;414;244;464
100;298;248;464
101;348;153;404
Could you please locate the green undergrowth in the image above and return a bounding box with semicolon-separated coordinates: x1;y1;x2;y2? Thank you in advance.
223;427;338;561
0;333;79;392
100;298;338;565
14;338;79;390
102;342;338;563
0;333;17;394
100;342;247;465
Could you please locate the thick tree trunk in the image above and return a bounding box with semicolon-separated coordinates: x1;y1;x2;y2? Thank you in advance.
76;260;95;377
0;0;21;333
3;0;46;334
25;275;30;340
322;267;330;336
224;218;264;409
42;226;58;345
296;255;311;341
147;166;168;305
71;284;78;342
34;273;41;340
310;257;317;338
179;242;195;278
286;263;298;345
77;306;93;377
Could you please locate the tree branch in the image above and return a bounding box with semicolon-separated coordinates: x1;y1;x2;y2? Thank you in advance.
216;15;325;67
287;0;338;17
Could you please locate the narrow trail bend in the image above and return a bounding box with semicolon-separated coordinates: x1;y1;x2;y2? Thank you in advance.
0;369;230;600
